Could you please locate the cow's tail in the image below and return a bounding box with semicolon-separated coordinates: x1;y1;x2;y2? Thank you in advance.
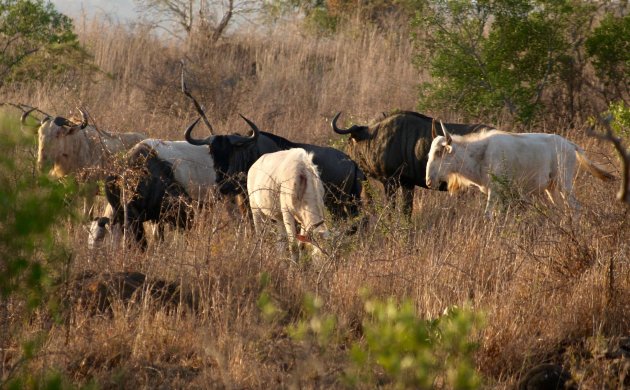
575;147;615;181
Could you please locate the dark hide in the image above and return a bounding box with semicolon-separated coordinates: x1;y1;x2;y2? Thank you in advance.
336;111;491;216
209;131;366;221
105;144;193;250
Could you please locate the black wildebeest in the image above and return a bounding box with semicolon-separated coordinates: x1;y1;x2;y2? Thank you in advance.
102;138;216;250
331;111;492;217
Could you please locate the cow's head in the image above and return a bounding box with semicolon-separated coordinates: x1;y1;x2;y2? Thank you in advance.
37;109;89;176
426;120;455;190
331;112;372;148
88;217;110;250
184;115;260;195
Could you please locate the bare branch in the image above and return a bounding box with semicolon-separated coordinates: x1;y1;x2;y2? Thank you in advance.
586;120;630;204
180;60;214;134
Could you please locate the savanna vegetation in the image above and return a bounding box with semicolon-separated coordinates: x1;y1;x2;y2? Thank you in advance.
1;0;629;388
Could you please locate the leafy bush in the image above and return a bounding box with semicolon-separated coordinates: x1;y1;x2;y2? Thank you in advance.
411;0;595;124
585;13;630;102
348;298;483;389
607;101;630;138
0;110;75;387
0;0;91;86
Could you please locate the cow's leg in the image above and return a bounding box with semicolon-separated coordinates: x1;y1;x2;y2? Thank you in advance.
281;210;299;264
128;220;147;250
484;189;498;219
251;209;263;235
151;223;165;242
560;168;579;211
401;185;414;218
111;222;123;248
384;179;399;210
126;208;147;250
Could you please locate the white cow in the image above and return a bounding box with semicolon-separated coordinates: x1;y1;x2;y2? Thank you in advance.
426;122;615;217
247;148;329;263
34;109;147;216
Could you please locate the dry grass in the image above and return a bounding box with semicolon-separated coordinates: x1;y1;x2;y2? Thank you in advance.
1;14;629;389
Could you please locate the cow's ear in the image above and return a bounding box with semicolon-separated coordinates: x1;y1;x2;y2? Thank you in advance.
440;121;452;145
445;145;453;154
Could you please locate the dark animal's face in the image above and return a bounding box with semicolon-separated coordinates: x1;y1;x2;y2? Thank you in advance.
342;127;373;170
208;136;256;195
184;115;261;195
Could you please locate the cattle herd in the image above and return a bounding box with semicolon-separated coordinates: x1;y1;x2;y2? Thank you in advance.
9;81;615;260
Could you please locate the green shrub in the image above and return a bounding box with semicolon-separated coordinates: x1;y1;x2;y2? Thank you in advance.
585;13;630;100
0;110;76;387
411;0;594;124
347;298;483;389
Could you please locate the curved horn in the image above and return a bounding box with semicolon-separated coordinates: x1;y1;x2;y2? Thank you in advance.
184;117;214;146
431;119;437;139
180;60;214;135
40;116;51;126
228;114;260;145
440;121;452;145
78;107;89;129
20;107;36;125
331;112;355;135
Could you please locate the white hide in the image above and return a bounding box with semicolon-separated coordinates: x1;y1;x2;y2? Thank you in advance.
247;148;329;263
139;139;216;201
37;118;147;216
37;120;146;178
425;130;614;217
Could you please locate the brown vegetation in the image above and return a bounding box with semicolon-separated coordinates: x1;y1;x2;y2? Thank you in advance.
1;13;628;389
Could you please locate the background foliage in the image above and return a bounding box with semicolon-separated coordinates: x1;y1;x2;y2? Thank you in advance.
0;0;92;87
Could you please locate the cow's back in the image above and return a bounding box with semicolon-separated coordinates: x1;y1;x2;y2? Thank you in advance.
140;139;216;201
248;149;322;216
478;132;571;191
247;152;284;216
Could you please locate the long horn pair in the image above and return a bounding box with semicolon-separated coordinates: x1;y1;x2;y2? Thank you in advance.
0;102;51;125
184;115;260;146
331;112;364;135
180;60;214;135
184;118;212;145
229;114;260;144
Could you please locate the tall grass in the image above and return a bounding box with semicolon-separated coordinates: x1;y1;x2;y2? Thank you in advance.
1;13;628;389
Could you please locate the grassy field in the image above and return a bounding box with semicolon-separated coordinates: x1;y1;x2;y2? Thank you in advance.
1;14;629;389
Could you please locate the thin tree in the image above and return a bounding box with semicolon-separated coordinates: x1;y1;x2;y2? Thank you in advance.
134;0;260;42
